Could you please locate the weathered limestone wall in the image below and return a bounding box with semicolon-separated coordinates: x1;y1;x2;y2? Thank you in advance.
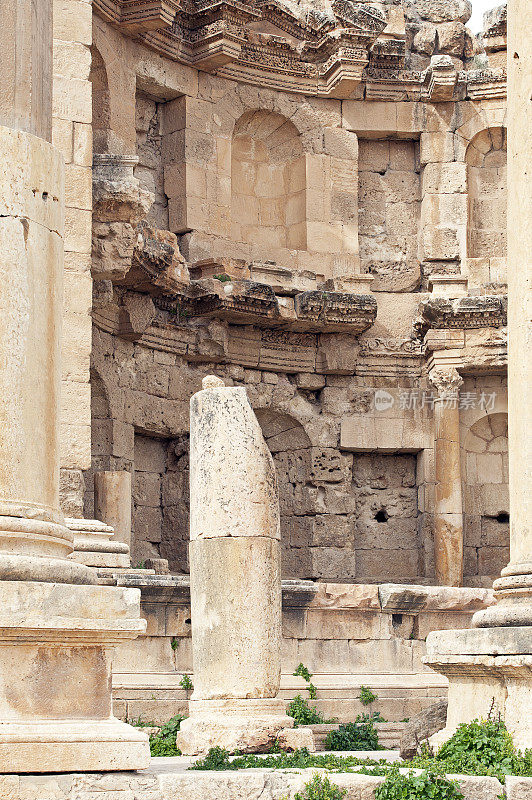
135;93;168;231
358;140;421;291
132;433;189;570
461;376;510;585
82;8;511;599
88;324;509;587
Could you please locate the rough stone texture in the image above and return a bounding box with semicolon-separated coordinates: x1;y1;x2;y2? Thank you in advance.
277;726;316;752
358;140;421;292
404;0;472;24
400;699;448;758
190;384;280;542
0;768;518;800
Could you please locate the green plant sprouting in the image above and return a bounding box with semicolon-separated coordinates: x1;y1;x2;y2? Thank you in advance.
294;773;347;800
148;714;185;757
358;685;378;707
294;662;317;700
324;718;381;752
180;674;194;692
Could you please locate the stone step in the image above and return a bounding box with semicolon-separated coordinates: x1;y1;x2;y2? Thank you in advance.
307;722;406;751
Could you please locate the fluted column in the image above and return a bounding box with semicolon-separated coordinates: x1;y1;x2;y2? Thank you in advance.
430;367;464;587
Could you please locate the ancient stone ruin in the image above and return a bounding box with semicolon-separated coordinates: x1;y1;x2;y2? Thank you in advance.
0;0;530;789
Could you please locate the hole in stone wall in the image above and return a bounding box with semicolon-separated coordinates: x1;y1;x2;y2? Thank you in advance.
374;509;389;523
495;512;509;524
392;613;403;626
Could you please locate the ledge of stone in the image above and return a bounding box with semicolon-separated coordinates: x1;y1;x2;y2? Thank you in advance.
6;765;524;800
379;584;495;613
160;280;378;334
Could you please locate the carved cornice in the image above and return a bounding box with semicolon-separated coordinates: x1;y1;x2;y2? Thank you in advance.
93;0;394;97
153;280;378;333
417;296;508;337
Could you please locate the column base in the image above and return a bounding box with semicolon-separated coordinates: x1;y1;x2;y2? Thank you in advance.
175;698;296;756
0;580;150;772
424;627;532;752
0;719;149;773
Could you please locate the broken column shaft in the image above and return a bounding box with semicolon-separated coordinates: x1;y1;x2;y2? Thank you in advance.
176;376;294;755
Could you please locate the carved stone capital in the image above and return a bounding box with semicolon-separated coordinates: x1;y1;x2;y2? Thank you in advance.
429;366;464;398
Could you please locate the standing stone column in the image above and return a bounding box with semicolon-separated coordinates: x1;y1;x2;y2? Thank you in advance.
94;471;133;553
429;367;464;587
425;0;531;750
176;376;295;755
0;0;149;771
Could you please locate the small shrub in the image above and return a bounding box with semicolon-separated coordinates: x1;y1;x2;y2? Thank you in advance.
294;774;346;800
180;674;193;691
412;717;532;782
287;694;328;726
325;719;380;752
375;766;464;800
358;686;377;707
149;714;185;757
192;746;231;770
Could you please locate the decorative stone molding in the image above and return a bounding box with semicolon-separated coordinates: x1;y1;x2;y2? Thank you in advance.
92;0;389;97
429;366;464;398
423;55;458;102
418;296;508;333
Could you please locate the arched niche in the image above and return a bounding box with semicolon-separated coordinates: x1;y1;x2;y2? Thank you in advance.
231;111;307;251
466;128;507;262
462;411;509;585
89;46;111;155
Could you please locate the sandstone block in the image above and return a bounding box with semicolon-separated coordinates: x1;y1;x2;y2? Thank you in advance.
437;21;467;56
400;699;448;758
277;727;316;752
413;22;437;54
423;162;467;193
420;132;457;164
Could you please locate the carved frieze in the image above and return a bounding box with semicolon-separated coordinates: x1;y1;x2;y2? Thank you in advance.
294;290;377;334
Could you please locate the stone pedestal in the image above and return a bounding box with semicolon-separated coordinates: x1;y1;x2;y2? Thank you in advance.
0;581;149;772
425;0;531;751
176;376;297;755
429;367;464;587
